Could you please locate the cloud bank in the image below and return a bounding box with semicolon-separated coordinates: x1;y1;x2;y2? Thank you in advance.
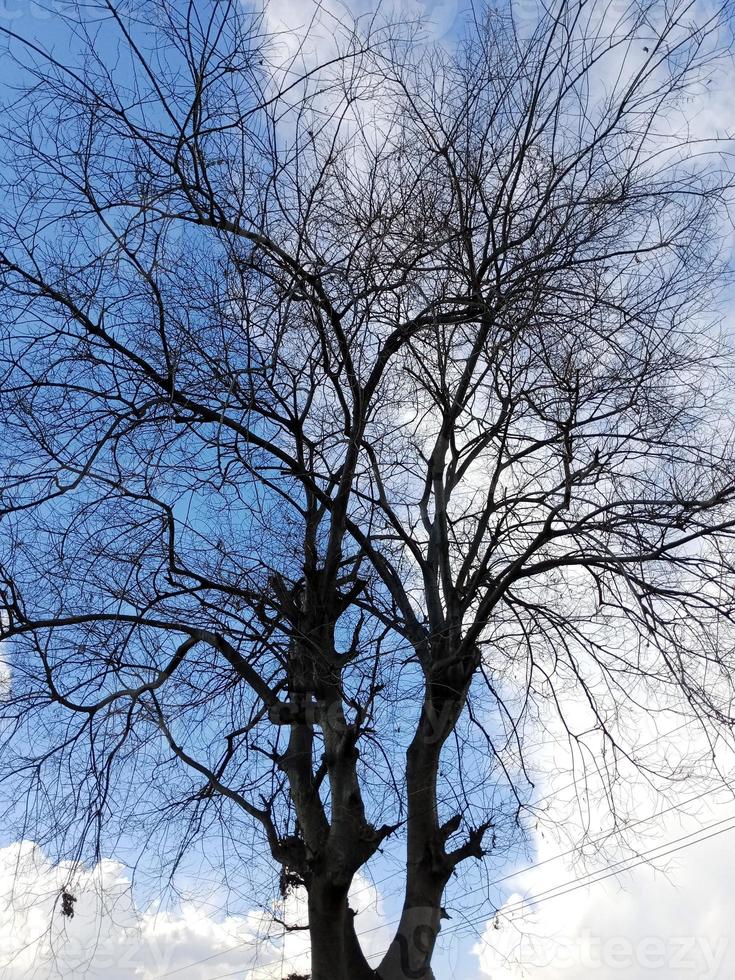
474;795;735;980
0;841;390;979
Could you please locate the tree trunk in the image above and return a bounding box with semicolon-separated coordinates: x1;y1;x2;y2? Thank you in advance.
377;663;477;980
376;899;443;980
308;878;376;980
375;741;447;978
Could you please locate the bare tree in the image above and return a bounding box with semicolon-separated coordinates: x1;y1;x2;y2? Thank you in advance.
1;1;735;978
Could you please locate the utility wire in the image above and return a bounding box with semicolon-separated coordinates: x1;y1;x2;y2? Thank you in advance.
347;717;697;904
151;717;702;978
201;817;735;980
453;817;735;950
497;813;735;919
155;718;725;979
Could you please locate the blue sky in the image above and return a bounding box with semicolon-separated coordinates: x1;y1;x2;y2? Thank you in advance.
0;4;513;976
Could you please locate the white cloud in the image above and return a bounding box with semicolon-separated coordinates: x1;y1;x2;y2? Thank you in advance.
470;685;735;980
263;0;461;45
468;13;735;969
0;841;391;979
474;790;735;980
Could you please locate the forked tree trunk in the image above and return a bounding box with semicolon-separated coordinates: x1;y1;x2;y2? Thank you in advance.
304;658;478;980
309;890;443;980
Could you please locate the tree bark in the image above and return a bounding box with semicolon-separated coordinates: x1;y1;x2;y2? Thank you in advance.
308;878;376;980
376;738;447;980
377;657;480;980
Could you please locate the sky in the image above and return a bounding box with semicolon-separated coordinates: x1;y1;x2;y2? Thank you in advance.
476;806;735;980
2;1;735;978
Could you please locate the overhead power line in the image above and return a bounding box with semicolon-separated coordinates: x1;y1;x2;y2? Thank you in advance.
153;717;727;979
198;794;735;979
